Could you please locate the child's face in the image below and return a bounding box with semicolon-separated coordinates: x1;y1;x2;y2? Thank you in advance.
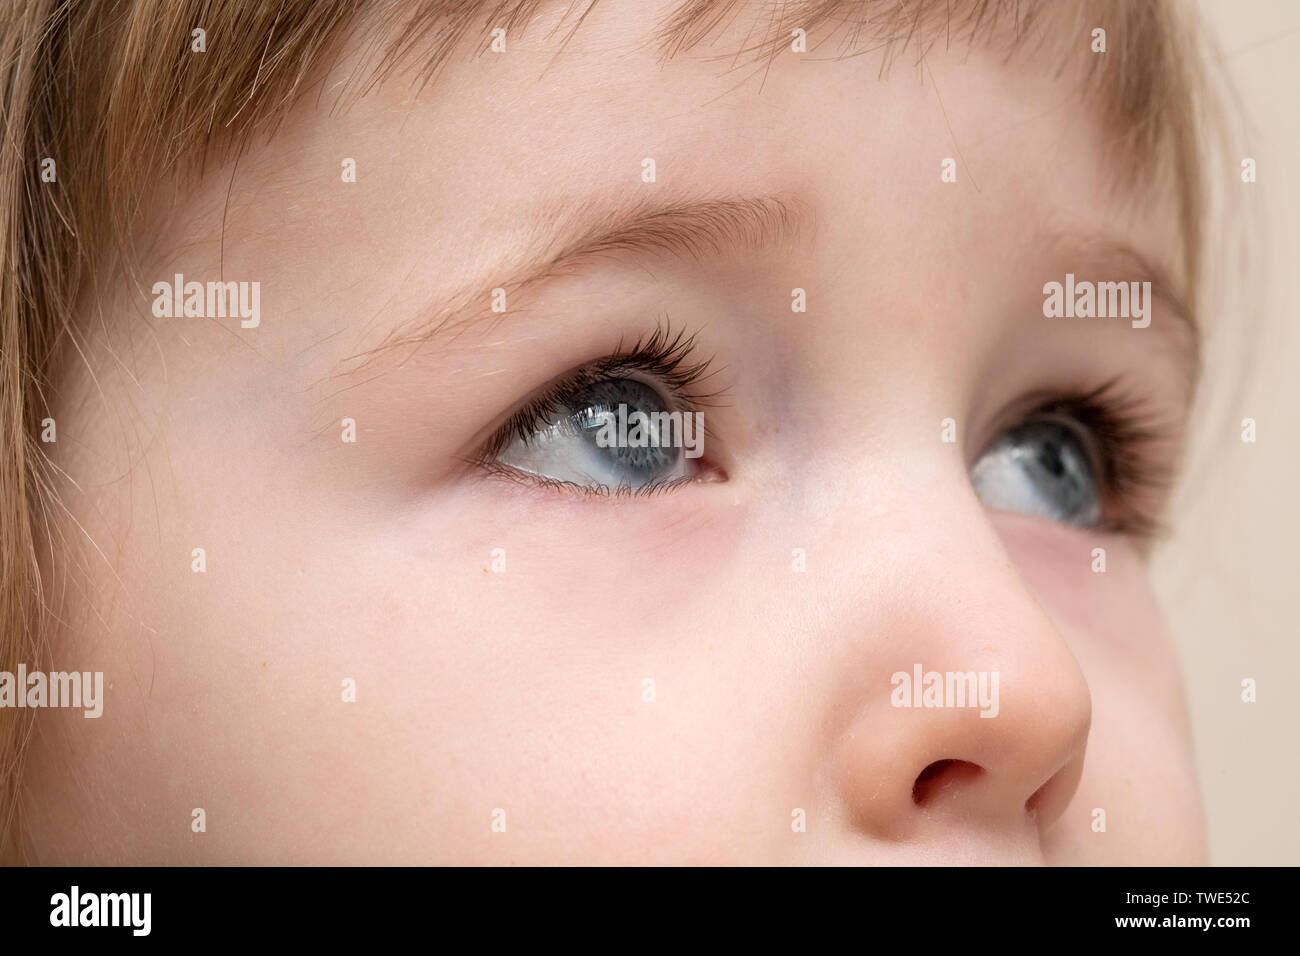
27;2;1204;863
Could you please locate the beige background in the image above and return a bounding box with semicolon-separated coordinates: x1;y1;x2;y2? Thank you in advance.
1150;0;1300;866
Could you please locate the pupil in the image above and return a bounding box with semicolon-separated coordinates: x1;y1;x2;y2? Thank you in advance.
1038;440;1065;478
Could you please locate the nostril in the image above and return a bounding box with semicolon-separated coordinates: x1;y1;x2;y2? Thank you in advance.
1026;780;1050;815
912;759;984;805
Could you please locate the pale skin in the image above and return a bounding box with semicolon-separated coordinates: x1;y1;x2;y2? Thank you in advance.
23;2;1205;863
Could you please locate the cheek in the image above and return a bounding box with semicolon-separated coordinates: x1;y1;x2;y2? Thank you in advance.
388;486;767;860
994;515;1165;654
224;483;763;863
991;512;1205;861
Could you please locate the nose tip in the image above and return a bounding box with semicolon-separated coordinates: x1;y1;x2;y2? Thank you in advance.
834;655;1092;846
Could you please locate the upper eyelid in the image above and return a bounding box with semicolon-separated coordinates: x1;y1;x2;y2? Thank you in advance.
1037;228;1200;394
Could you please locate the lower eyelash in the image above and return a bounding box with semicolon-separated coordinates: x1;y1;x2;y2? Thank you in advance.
477;459;698;498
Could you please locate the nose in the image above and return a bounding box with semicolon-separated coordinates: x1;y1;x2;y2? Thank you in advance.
830;512;1092;852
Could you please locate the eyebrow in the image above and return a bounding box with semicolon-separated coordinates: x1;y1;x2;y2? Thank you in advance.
334;193;809;375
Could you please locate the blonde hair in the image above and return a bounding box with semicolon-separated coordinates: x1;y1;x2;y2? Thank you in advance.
0;0;1217;861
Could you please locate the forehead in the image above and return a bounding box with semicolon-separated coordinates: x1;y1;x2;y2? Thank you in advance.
286;0;1186;283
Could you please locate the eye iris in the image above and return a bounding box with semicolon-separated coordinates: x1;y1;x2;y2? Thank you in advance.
971;420;1100;527
573;379;679;479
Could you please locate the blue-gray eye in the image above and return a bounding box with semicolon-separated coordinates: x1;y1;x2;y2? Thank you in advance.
495;377;698;489
970;418;1102;527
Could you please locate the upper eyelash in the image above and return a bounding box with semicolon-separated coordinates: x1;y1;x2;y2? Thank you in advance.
598;320;724;398
477;318;724;462
1024;379;1181;538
